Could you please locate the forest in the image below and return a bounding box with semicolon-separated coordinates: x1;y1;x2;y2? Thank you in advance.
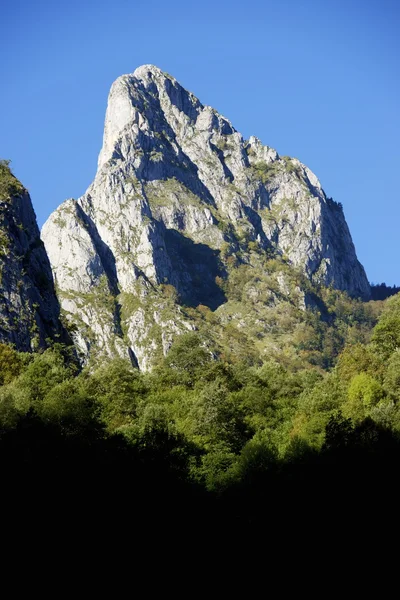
1;287;400;538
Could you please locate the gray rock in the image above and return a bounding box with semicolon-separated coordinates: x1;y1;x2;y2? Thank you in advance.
42;65;370;368
0;164;65;350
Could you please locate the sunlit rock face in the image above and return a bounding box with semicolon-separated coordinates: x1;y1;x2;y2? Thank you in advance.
42;65;370;368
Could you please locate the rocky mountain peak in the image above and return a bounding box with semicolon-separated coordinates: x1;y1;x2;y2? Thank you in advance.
42;65;370;368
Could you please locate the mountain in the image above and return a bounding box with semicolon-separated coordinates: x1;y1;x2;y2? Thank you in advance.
41;65;370;369
0;161;65;350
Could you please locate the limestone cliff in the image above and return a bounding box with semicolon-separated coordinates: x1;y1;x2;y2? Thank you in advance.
42;65;370;368
0;161;65;350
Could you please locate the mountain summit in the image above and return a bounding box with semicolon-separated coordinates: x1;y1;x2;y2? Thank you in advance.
42;65;370;368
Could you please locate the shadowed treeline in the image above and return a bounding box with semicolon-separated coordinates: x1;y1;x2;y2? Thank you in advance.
1;404;400;541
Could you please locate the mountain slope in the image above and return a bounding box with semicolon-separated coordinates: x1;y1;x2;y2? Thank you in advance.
42;65;370;368
0;161;65;350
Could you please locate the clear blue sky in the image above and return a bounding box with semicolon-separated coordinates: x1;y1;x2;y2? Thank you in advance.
1;0;399;284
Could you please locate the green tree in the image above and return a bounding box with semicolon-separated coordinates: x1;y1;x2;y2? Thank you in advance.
383;350;400;401
183;379;248;451
0;344;23;386
159;332;214;386
337;343;385;383
372;293;400;358
292;371;346;448
39;378;98;436
342;373;384;423
8;347;74;413
86;358;146;431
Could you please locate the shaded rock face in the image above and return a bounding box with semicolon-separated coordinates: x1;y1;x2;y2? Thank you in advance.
0;165;65;350
42;65;370;368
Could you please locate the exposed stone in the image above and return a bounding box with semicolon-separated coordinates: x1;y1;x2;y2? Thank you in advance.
0;162;65;350
42;65;370;368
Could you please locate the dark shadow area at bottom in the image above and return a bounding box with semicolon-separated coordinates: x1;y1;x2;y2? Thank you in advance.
1;413;400;554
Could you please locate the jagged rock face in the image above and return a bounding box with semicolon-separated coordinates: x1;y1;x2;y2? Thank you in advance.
0;162;65;350
42;65;370;368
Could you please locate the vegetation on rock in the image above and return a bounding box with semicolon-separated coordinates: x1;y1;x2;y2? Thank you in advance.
0;160;25;203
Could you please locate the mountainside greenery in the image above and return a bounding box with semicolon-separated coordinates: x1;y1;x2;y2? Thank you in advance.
183;250;380;371
58;246;380;370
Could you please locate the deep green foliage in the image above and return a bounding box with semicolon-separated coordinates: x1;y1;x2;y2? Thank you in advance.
372;293;400;358
0;343;22;385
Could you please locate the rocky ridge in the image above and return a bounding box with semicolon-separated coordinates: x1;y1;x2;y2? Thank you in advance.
41;65;370;369
0;161;65;350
